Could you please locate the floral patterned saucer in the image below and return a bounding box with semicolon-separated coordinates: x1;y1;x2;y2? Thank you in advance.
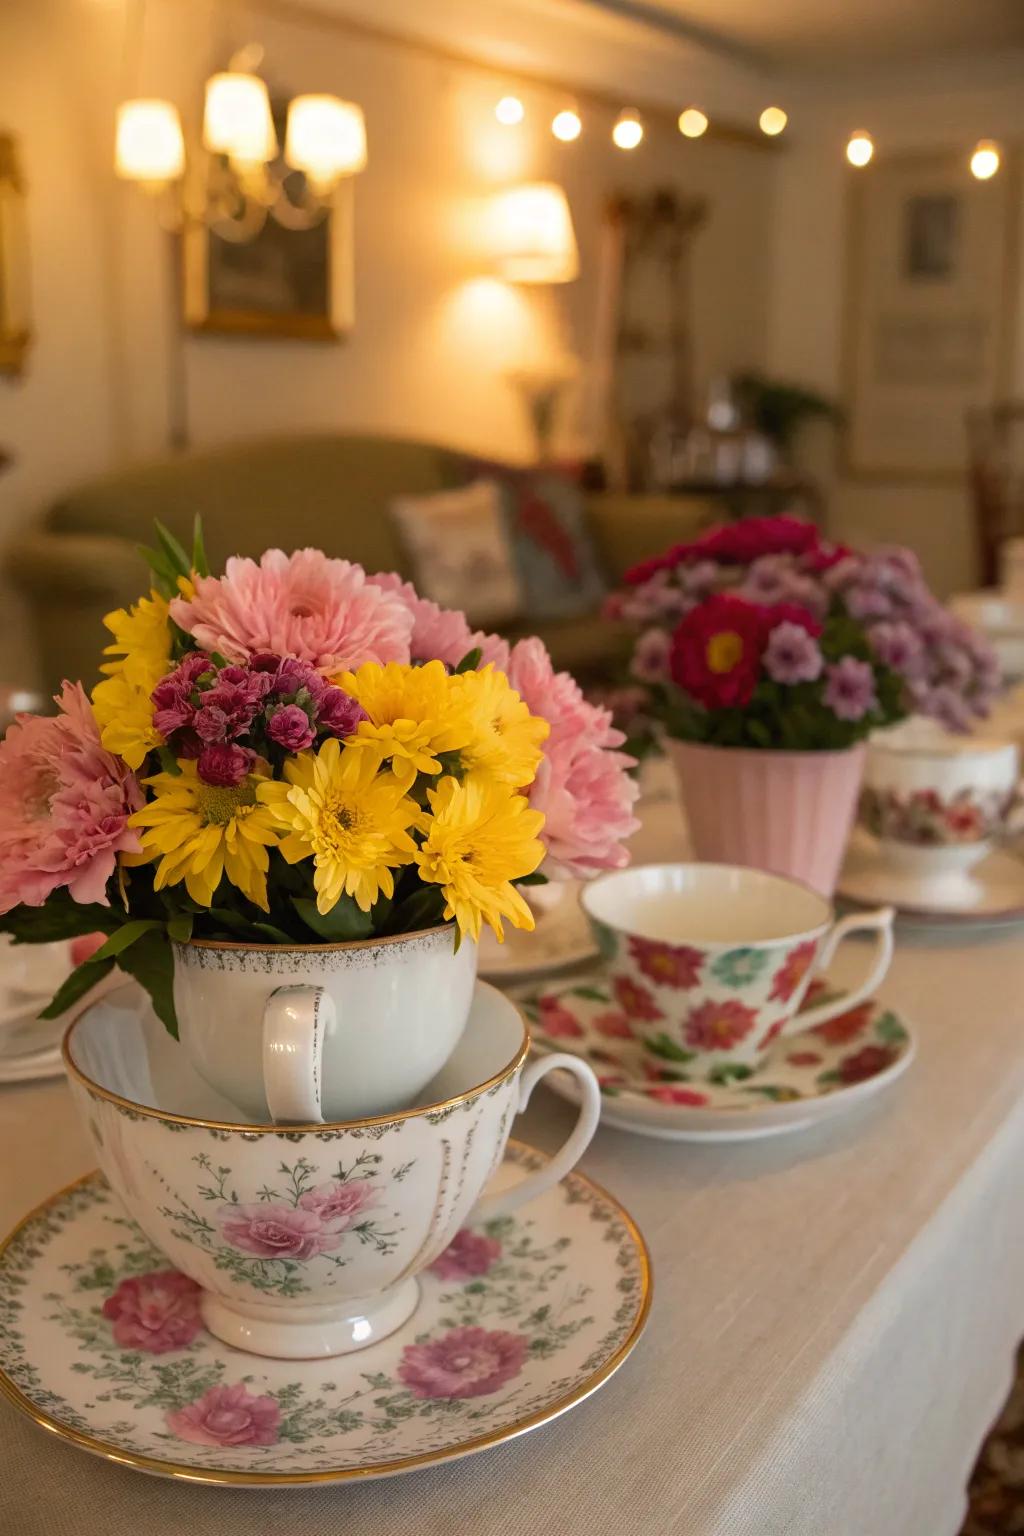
521;978;915;1143
0;1143;650;1486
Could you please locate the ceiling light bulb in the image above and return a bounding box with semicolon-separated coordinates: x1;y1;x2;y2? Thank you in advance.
552;108;582;143
970;140;1000;180
495;95;525;127
846;131;874;168
678;107;708;139
759;105;787;136
613;111;643;150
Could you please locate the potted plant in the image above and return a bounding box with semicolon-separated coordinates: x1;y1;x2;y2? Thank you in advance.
0;523;638;1121
605;515;999;894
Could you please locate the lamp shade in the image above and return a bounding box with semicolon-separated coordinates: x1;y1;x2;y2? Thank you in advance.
203;72;277;164
490;182;579;283
285;95;367;186
115;99;185;182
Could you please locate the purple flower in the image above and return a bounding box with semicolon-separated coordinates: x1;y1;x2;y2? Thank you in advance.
197;742;254;786
398;1325;527;1400
845;585;893;622
764;621;824;685
193;704;229;743
317;687;367;737
152;683;196;737
868;621;925;678
272;657;328;702
926;685;973;733
630;629;672;684
430;1228;502;1281
824;657;877;722
266;703;316;751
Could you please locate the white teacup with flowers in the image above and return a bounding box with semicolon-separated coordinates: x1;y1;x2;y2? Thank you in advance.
0;523;638;1122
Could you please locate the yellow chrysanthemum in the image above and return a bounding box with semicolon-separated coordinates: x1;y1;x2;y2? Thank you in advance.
338;660;474;791
91;590;173;770
454;665;549;789
259;738;420;915
130;762;279;911
415;775;545;943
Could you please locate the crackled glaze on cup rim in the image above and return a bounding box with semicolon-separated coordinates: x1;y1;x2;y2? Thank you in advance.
62;981;530;1137
581;862;837;951
178;921;456;957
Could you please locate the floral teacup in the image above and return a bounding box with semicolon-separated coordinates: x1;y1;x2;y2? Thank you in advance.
580;863;894;1082
64;980;600;1360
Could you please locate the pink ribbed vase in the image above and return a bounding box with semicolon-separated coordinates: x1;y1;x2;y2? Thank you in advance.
666;739;866;897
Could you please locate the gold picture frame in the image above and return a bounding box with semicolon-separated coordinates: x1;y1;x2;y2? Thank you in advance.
183;177;354;341
841;147;1020;482
0;133;32;377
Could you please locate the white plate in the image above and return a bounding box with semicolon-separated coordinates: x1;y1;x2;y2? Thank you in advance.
0;1147;650;1486
838;829;1024;928
477;881;598;983
0;1044;63;1086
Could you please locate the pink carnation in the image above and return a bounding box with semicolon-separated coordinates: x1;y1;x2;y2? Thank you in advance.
367;572;510;672
296;1177;379;1226
0;682;143;910
398;1325;527;1399
507;638;639;877
169;549;413;674
166;1383;281;1448
216;1201;343;1260
101;1269;202;1354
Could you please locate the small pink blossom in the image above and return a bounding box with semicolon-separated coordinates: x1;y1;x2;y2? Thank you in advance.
217;1202;342;1260
196;742;254;787
398;1325;527;1399
166;1383;281;1447
101;1269;202;1354
170;549;413;674
684;998;758;1052
266;703;316;751
536;995;584;1038
430;1228;502;1280
770;940;818;1003
593;1010;634;1040
296;1178;379;1227
0;682;142;911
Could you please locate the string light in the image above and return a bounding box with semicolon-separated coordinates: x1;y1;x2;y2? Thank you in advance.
552;107;582;142
970;140;1000;180
678;107;708;139
495;95;524;127
759;106;787;137
846;131;874;167
612;110;643;150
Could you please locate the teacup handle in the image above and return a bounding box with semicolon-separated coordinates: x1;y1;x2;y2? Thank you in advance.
784;906;895;1038
262;985;336;1124
472;1054;602;1222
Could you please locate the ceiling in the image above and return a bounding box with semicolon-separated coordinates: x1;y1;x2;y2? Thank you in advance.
586;0;1024;70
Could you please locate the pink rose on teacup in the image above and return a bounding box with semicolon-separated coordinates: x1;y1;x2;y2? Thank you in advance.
297;1178;379;1228
166;1382;281;1447
101;1269;202;1354
430;1229;501;1281
398;1325;527;1399
217;1202;342;1260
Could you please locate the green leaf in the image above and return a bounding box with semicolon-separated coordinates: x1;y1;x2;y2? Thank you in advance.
383;883;448;936
454;647;482;674
156;747;183;776
874;1012;907;1045
152;519;192;580
136;543;179;598
570;985;611;1002
642;1033;696;1064
166;912;194;944
0;895;121;945
708;1061;755;1084
39;957;116;1019
88;919;165;963
115;930;178;1039
250;920;295;945
515;871;549;887
191;515;209;578
290;895;373;942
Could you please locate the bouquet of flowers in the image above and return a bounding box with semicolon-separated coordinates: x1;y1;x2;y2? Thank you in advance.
606;514;999;751
0;524;638;1033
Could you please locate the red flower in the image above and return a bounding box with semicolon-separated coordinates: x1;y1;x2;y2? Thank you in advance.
624;515;820;584
101;1270;202;1354
613;975;664;1021
806;541;854;573
763;1017;786;1046
684;998;758;1051
763;601;823;639
670;593;769;710
812;1001;873;1043
536;995;585;1038
593;1010;635;1039
946;802;983;838
769;940;818;1003
646;1084;709;1107
628;935;704;989
837;1044;896;1084
786;1050;823;1066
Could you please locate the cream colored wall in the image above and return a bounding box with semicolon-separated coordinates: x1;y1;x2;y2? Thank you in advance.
768;54;1024;599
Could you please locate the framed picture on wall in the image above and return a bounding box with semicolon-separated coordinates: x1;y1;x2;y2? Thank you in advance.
183;177;354;341
0;133;32;377
842;148;1020;480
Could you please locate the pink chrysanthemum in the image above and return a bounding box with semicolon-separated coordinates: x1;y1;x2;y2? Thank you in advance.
169;549;413;674
506;638;639;877
0;682;142;910
367;572;510;672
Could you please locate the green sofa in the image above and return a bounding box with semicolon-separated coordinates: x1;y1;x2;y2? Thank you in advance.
4;434;713;694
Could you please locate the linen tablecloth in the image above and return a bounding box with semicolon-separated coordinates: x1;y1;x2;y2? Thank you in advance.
3;775;1024;1534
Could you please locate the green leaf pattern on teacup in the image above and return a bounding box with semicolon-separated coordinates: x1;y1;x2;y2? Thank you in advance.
709;948;771;989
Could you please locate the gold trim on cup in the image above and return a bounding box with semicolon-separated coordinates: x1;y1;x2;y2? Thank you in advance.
61;980;530;1135
0;1154;652;1487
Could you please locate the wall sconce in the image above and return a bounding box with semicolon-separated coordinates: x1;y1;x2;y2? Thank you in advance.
489;182;579;284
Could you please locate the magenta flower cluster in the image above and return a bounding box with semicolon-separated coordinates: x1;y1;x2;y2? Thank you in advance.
151;651;367;788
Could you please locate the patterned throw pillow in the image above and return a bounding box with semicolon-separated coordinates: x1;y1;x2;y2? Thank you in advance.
389;479;523;627
468;465;607;621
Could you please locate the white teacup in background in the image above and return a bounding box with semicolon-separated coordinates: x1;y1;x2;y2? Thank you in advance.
173;926;478;1124
65;980;600;1359
860;719;1019;889
581;863;893;1083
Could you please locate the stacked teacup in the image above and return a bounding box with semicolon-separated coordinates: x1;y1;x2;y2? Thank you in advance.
63;941;600;1360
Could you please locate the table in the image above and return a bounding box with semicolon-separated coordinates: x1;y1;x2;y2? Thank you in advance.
3;770;1024;1535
